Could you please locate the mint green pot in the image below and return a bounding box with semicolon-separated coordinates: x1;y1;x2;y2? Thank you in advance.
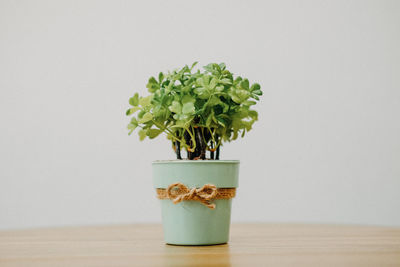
153;160;239;245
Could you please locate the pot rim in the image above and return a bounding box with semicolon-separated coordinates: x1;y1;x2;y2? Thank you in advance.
152;160;239;164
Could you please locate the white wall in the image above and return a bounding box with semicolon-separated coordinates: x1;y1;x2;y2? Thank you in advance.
1;0;399;230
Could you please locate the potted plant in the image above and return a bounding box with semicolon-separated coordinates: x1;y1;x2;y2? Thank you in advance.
126;62;262;245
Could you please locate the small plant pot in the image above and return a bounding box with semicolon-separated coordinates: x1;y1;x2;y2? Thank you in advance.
153;160;239;245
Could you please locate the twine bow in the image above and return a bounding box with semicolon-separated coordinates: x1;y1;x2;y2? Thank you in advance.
166;183;218;209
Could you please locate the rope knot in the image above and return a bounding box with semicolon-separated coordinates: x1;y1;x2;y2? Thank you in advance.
166;183;218;209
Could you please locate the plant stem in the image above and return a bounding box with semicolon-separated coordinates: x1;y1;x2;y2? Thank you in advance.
210;141;214;160
185;126;196;152
196;127;206;160
175;141;182;160
151;120;180;142
207;126;216;144
216;134;220;160
184;130;192;159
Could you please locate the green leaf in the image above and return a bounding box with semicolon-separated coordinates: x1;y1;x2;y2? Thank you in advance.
129;93;139;106
137;110;145;119
248;110;258;120
253;89;263;96
235;76;243;84
208;95;221;106
203;63;214;72
194;87;205;95
182;102;195;114
190;62;198;70
209;77;217;89
240;79;249;90
205;109;215;127
202;75;210;86
138;112;153;123
127;123;137;131
243;121;252;131
220;78;232;85
222;103;229;113
216;116;227;127
169;100;182;114
147;128;162;139
126;106;141;115
158;72;164;83
230;93;242;104
139;95;153;107
215;85;224;92
205;115;213;127
193;87;210;99
138;129;147;141
250;83;261;91
242;100;256;106
130;117;138;125
232;131;238;140
146;77;159;93
181;95;195;105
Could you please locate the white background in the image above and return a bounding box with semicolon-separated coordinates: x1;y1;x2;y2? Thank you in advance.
1;0;399;230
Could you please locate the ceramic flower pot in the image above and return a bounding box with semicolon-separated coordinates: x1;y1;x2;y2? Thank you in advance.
153;160;239;245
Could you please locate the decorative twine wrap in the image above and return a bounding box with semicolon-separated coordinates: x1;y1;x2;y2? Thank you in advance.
156;182;236;209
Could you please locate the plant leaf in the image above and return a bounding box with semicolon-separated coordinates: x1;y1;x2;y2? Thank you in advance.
138;112;153;123
147;128;162;139
158;72;164;83
190;62;198;70
139;95;153;107
129;93;139;106
182;102;195;115
169;100;182;114
240;79;249;90
253;89;263;96
220;78;231;85
250;83;261;92
126;106;141;115
138;129;147;141
242;100;257;106
181;95;195;105
146;77;159;93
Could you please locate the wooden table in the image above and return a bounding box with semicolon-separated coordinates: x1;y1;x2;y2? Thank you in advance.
1;224;399;266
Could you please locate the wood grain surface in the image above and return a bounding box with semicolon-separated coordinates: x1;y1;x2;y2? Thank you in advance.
1;224;399;266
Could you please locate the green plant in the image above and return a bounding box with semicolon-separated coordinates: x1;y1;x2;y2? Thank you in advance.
126;62;262;160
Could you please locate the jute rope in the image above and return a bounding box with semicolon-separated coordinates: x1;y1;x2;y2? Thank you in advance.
156;182;236;209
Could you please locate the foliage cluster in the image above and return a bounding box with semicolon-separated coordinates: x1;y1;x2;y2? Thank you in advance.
126;62;262;160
